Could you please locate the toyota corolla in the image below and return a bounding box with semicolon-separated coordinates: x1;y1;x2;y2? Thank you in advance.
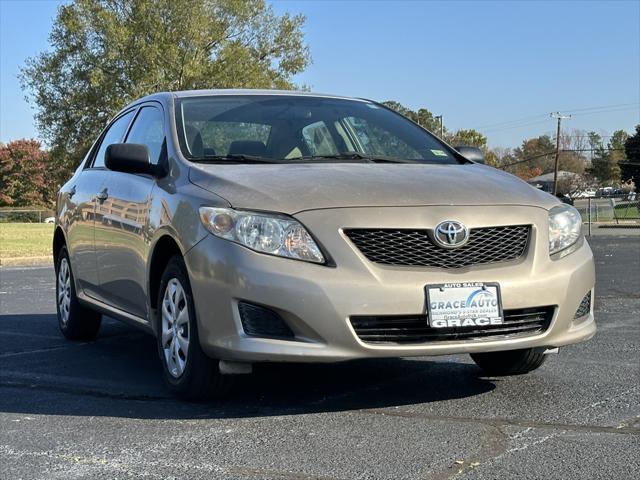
53;90;595;399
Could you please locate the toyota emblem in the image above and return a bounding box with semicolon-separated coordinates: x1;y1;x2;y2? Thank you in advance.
433;220;469;248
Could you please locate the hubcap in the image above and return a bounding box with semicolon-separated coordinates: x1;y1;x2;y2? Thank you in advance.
57;258;71;324
161;278;190;378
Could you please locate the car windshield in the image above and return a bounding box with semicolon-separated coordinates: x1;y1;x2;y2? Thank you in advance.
175;95;464;164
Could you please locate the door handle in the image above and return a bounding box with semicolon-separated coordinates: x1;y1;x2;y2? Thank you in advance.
96;188;109;202
68;185;76;198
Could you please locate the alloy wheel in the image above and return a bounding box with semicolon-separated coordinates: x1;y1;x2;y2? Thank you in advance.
161;278;190;378
57;257;71;324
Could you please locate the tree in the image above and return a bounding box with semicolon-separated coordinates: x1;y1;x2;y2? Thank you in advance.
609;130;629;160
557;128;588;174
590;129;628;185
555;171;596;197
20;0;311;174
505;133;586;176
489;147;514;168
584;130;603;170
621;125;640;186
381;101;442;134
512;135;556;172
378;103;502;165
0;139;58;207
624;125;640;161
449;129;486;148
447;129;499;167
512;165;543;182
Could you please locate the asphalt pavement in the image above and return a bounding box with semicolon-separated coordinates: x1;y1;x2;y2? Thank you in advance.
0;236;638;479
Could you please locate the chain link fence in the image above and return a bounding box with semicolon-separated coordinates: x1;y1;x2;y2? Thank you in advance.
0;207;54;223
573;194;640;234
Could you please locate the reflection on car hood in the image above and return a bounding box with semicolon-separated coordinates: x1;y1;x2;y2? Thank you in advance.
188;163;558;214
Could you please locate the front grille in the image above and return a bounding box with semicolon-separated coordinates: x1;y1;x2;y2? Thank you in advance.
574;292;591;319
238;302;294;339
344;225;530;269
350;306;554;344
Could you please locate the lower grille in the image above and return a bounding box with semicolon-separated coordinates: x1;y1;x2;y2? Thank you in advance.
350;306;554;344
344;225;530;269
238;302;294;339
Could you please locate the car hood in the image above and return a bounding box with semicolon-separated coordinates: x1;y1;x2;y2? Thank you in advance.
189;163;558;214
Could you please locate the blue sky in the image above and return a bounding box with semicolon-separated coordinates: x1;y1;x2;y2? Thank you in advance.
1;0;639;148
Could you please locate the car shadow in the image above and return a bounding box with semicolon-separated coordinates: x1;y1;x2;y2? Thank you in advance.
0;313;496;420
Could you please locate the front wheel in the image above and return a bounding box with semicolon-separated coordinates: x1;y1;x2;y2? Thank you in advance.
156;255;232;400
470;348;546;376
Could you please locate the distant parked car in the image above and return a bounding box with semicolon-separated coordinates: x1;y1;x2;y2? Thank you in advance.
572;190;596;199
596;187;614;198
44;217;55;224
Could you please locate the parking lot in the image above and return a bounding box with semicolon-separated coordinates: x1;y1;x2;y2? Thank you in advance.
0;235;638;479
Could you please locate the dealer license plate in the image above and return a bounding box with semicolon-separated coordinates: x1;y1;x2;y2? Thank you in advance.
426;282;503;329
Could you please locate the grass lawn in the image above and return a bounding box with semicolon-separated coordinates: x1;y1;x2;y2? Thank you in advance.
613;205;640;219
0;223;54;260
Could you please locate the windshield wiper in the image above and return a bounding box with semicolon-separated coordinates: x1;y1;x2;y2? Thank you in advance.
192;152;414;164
287;152;412;163
192;154;282;164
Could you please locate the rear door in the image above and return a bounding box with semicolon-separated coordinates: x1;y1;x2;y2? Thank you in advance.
66;110;136;297
95;104;165;318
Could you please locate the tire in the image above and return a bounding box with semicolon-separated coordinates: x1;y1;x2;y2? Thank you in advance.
156;255;232;400
56;246;102;340
470;348;546;376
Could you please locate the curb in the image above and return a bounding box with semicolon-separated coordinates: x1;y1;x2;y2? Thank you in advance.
0;256;53;267
597;224;640;229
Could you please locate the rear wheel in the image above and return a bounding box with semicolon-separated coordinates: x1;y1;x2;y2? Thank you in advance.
56;246;102;340
470;348;546;376
156;255;232;400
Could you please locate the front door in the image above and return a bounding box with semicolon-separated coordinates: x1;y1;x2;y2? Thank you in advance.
96;104;165;319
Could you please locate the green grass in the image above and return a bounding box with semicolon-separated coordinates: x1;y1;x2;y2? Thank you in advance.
0;223;54;259
613;205;640;219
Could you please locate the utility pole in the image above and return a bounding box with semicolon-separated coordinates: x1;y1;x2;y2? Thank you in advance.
550;112;571;195
435;115;443;138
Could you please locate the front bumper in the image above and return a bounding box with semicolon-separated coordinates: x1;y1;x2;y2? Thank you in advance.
185;205;596;363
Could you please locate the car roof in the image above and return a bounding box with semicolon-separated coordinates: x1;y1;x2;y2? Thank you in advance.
135;89;370;104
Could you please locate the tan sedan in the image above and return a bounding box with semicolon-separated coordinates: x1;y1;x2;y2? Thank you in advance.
53;90;595;399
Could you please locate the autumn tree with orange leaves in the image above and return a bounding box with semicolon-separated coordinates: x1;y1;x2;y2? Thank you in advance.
0;139;60;207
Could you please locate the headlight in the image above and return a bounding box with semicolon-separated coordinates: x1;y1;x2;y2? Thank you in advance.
199;207;325;264
548;204;582;257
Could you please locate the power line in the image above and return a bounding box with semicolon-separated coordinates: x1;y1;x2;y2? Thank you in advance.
570;106;639;117
563;148;625;152
481;119;550;133
499;151;556;169
474;114;548;130
474;101;639;133
562;135;614;138
498;148;625;169
563;102;639;114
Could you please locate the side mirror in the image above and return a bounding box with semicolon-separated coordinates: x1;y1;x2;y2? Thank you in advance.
455;145;485;164
105;143;156;175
